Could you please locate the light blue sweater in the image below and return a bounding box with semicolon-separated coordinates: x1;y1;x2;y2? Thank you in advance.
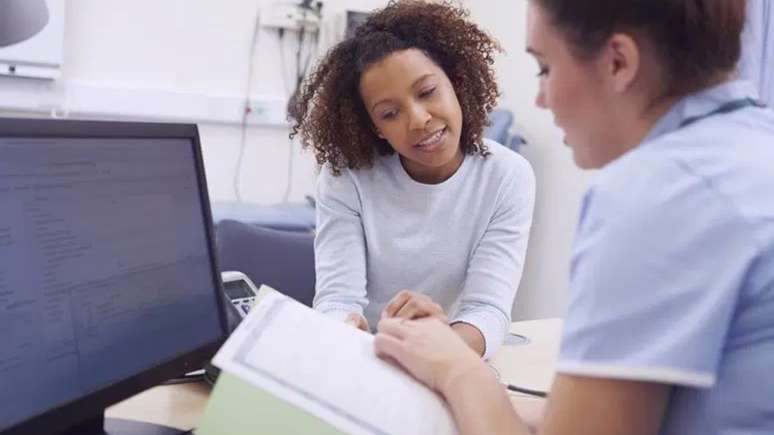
313;140;535;358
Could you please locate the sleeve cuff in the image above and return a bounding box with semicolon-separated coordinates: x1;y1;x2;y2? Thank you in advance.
314;302;363;323
556;360;716;388
451;306;510;360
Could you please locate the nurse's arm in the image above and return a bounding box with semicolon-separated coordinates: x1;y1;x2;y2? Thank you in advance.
450;322;486;356
444;370;671;435
374;318;671;435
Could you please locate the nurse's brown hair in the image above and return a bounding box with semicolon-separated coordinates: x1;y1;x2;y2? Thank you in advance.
532;0;747;98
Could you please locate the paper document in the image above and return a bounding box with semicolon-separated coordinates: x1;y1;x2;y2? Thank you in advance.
212;291;458;435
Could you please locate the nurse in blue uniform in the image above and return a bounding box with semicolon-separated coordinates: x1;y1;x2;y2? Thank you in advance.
373;1;774;434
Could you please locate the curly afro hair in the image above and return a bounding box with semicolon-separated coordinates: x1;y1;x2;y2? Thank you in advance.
289;0;502;175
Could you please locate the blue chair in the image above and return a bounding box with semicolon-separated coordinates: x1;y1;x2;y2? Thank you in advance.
215;219;315;307
211;200;315;233
484;108;527;154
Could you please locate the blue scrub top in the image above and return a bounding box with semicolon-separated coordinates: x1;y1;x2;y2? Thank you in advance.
557;79;774;435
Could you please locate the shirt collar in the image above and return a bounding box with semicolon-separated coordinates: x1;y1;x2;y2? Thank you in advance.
642;79;761;144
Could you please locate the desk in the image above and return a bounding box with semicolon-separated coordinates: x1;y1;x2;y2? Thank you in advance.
491;318;563;429
105;382;210;431
107;318;562;431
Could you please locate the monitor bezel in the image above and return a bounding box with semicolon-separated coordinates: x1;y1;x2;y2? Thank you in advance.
0;117;230;435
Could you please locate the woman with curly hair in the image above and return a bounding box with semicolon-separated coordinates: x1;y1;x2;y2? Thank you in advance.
291;0;535;358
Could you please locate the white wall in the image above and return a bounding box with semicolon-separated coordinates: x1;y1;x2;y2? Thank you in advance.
0;0;387;204
0;0;589;320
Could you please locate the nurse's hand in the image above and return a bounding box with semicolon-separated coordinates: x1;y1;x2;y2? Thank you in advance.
381;290;448;323
374;317;484;397
345;312;369;331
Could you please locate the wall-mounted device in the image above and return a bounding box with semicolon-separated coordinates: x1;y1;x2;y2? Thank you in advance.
344;9;370;39
261;1;321;32
0;0;65;80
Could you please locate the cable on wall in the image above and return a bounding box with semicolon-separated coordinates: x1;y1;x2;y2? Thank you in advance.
233;9;262;203
236;1;322;204
279;28;298;204
281;2;321;203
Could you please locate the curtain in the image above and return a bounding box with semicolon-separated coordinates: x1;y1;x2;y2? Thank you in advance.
740;0;774;105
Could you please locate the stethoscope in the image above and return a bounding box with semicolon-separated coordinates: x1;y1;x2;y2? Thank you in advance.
679;97;766;128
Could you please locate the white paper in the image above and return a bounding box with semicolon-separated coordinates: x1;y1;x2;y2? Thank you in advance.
212;290;458;435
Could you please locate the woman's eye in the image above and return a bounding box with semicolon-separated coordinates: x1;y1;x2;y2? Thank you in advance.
381;111;397;120
419;87;436;98
537;65;549;77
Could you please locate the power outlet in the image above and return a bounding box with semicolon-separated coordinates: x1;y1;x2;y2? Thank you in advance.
245;96;288;126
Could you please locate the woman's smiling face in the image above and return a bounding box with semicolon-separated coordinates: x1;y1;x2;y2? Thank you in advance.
359;48;464;183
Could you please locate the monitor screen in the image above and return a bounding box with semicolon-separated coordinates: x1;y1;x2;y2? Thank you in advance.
0;125;226;432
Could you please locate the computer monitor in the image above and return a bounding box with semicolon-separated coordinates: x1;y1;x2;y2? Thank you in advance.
0;118;229;434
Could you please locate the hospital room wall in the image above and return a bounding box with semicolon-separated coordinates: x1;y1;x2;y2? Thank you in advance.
0;0;586;319
0;0;386;204
194;0;391;203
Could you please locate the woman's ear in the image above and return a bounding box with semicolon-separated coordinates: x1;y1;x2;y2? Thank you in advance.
604;33;641;94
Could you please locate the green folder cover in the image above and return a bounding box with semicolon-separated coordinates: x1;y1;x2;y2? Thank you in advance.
196;285;458;435
196;285;346;434
196;371;346;435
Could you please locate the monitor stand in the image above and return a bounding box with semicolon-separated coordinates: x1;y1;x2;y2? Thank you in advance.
59;414;186;435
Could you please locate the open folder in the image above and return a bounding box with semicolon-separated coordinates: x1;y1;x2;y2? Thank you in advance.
197;288;458;435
